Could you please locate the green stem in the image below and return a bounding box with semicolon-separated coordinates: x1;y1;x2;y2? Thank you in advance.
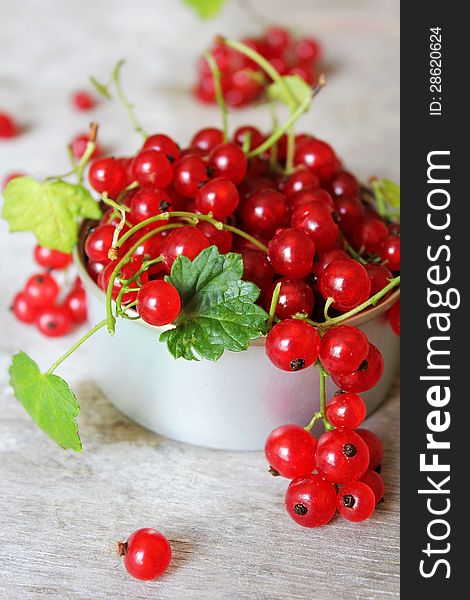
304;411;322;432
323;297;334;321
221;224;268;253
267;281;282;328
101;194;128;258
318;364;333;430
205;51;229;142
343;237;368;265
45;319;108;375
285;126;295;174
113;60;147;140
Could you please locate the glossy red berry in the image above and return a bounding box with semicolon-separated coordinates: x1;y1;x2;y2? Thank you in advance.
316;428;370;484
294;139;339;184
337;481;375;522
63;286;87;323
282;168;320;197
88;157;127;198
333;195;364;233
328;171;360;199
379;235;400;272
121;528;171;581
242;189;289;238
71;90;96;111
289;188;334;212
142;133;180;161
196;177;239;220
35;305;74;337
319;259;371;312
34;245;72;270
285;474;337;528
129;188;172;225
331;343;384;393
232;126;264;151
326;392;367;429
240;249;274;290
87;260;106;282
137;280;181;326
196;221;232;254
294;37;321;62
356;428;384;471
264;278;314;320
319;325;369;375
0;112;19;138
352;216;389;254
24;273;59;307
85;224;115;263
208;143;247;184
173;155;209;197
365;263;393;297
12;292;38;323
358;470;385;504
312;248;349;281
69;134;102;161
100;259;148;304
266;319;320;372
266;26;291;55
161;226;210;271
291;202;339;250
268;228;315;278
265;425;317;479
226;70;264;107
131;150;173;189
190;128;224;154
388;300;400;335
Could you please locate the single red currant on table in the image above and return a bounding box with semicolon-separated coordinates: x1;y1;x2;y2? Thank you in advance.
137;280;181;327
63;283;88;324
285;474;337;528
119;528;171;581
71;90;96;111
24;273;60;307
266;319;320;372
337;481;376;522
315;428;370;484
12;293;38;324
35;305;74;337
265;424;317;479
0;112;19;138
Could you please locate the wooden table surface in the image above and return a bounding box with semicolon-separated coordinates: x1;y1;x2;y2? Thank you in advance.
0;1;399;598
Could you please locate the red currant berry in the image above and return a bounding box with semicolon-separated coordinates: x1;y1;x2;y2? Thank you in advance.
331;343;384;393
225;70;264;107
282;168;320;197
266;319;320;372
365;263;393;297
87;260;106;282
63;283;87;323
289;188;334;212
35;305;74;337
268;228;316;278
242;189;289;238
142;134;180;162
358;470;385;504
288;64;315;85
265;26;291;55
131;150;173;189
326;391;367;429
328;171;360;199
161;226;210;271
351;216;389;254
85;224;115;263
173;155;209;198
265;424;317;479
100;259;148;304
294;139;339;184
312;248;349;281
137;280;181;326
24;273;59;307
333;195;365;233
379;235;400;272
88;158;127;198
0;112;19;138
2;171;25;190
232;126;264;151
319;325;369;375
264;278;314;319
294;37;321;63
208;143;247;184
121;528;171;581
337;481;375;522
129;188;172;225
196;221;232;254
319;259;371;312
190;128;224;154
285;474;337;528
12;292;38;323
196;177;239;220
69;134;102;161
356;428;384;471
316;428;370;484
34;246;72;270
71;90;95;111
388;300;400;335
291;202;339;250
240;249;274;290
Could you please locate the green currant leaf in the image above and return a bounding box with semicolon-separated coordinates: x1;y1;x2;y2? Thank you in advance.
1;176;101;253
160;246;269;361
371;178;400;218
267;75;312;109
182;0;226;18
9;352;82;452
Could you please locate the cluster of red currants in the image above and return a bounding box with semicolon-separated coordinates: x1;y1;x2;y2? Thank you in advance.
265;392;384;527
11;247;87;337
195;27;321;107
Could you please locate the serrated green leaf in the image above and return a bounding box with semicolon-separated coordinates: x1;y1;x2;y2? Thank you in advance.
9;352;82;452
268;75;312;109
1;176;101;252
183;0;226;18
160;246;268;361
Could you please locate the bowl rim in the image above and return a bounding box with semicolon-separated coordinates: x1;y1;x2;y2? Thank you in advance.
75;240;400;347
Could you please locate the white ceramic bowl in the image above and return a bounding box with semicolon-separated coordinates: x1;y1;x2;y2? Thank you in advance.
75;249;399;451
